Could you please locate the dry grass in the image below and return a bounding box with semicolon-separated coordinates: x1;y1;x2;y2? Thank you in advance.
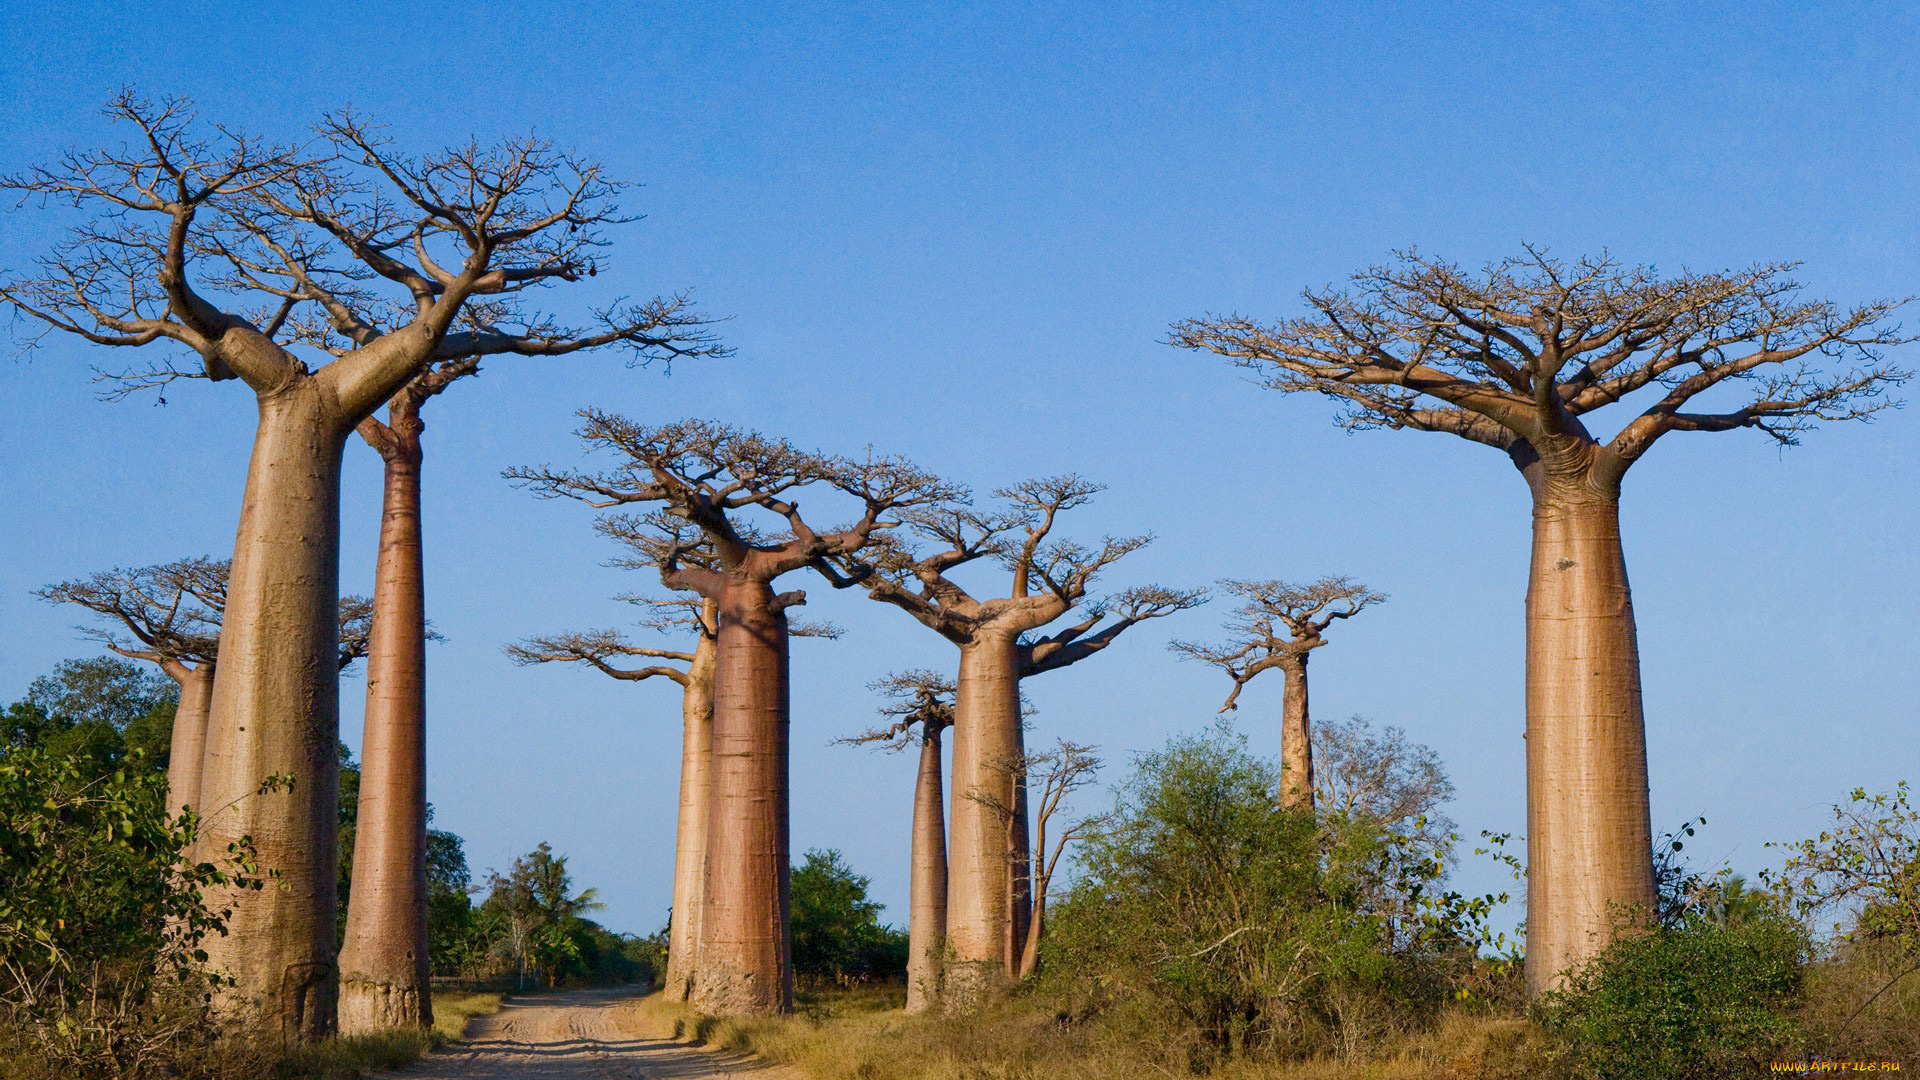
431;989;505;1043
632;989;1553;1080
264;990;506;1079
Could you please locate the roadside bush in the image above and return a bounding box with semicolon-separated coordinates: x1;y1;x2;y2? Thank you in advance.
0;742;265;1078
1044;722;1487;1068
1538;905;1809;1080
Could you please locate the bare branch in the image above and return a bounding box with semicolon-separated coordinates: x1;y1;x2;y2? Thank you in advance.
1171;575;1383;710
1173;250;1911;480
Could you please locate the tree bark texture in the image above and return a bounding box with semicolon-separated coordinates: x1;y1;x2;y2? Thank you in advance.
1278;655;1314;811
166;661;216;824
1521;480;1655;996
338;426;432;1034
906;724;949;1014
196;387;348;1043
692;580;793;1015
945;635;1023;1000
664;606;718;1004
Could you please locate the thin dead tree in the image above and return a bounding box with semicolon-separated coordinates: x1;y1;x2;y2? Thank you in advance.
507;519;836;1005
1171;248;1909;994
840;670;956;1014
970;739;1108;979
825;477;1205;1001
1172;576;1384;810
0;93;720;1038
37;559;373;826
508;414;955;1015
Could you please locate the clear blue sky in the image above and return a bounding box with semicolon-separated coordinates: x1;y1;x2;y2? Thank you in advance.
2;1;1915;937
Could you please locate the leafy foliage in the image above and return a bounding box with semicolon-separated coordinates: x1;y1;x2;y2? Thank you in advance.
790;849;907;985
0;738;265;1077
1044;722;1494;1066
1538;907;1809;1079
2;657;176;774
478;842;630;988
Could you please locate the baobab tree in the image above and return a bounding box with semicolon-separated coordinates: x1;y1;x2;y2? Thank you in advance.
826;477;1205;999
509;414;956;1014
1171;576;1384;810
511;592;718;1004
0;92;717;1037
507;519;837;1004
1172;249;1908;994
841;670;956;1014
37;558;372;825
35;558;220;817
344;327;719;1035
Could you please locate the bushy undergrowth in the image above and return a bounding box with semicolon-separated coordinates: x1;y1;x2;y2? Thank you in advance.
1537;906;1810;1079
1040;723;1504;1068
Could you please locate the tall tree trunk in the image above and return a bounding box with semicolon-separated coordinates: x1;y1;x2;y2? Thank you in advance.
945;634;1022;1001
665;606;717;1003
906;724;949;1014
197;388;347;1043
1521;476;1655;996
166;661;215;823
692;580;792;1015
1278;655;1314;810
338;420;431;1033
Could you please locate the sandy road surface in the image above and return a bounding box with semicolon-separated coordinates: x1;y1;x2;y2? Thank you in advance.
378;986;802;1080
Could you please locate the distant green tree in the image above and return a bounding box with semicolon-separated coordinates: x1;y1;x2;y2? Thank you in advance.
482;843;604;988
2;657;176;773
790;849;908;985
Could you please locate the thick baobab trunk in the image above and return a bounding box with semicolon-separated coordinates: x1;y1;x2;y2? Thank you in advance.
693;580;792;1015
338;435;432;1033
945;635;1023;1001
197;388;347;1043
1278;655;1314;810
1521;477;1655;997
665;607;717;1003
166;661;216;822
906;724;949;1014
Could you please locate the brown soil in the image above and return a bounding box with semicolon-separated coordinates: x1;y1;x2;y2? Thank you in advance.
381;986;800;1079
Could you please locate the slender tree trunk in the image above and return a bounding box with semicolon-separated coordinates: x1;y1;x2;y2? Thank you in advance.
692;579;792;1015
1017;882;1044;980
197;387;347;1042
1007;762;1032;975
1521;476;1655;997
906;724;949;1014
945;634;1022;1001
665;608;717;1003
166;661;215;823
1278;655;1314;810
338;420;432;1033
1016;797;1047;980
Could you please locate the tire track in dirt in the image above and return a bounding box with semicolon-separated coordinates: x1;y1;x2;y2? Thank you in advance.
380;986;801;1079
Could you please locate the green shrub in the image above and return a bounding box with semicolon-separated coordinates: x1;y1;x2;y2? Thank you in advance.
1043;722;1485;1067
0;740;268;1078
1538;906;1809;1079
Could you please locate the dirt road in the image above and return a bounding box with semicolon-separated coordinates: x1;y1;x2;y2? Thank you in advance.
380;986;801;1079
